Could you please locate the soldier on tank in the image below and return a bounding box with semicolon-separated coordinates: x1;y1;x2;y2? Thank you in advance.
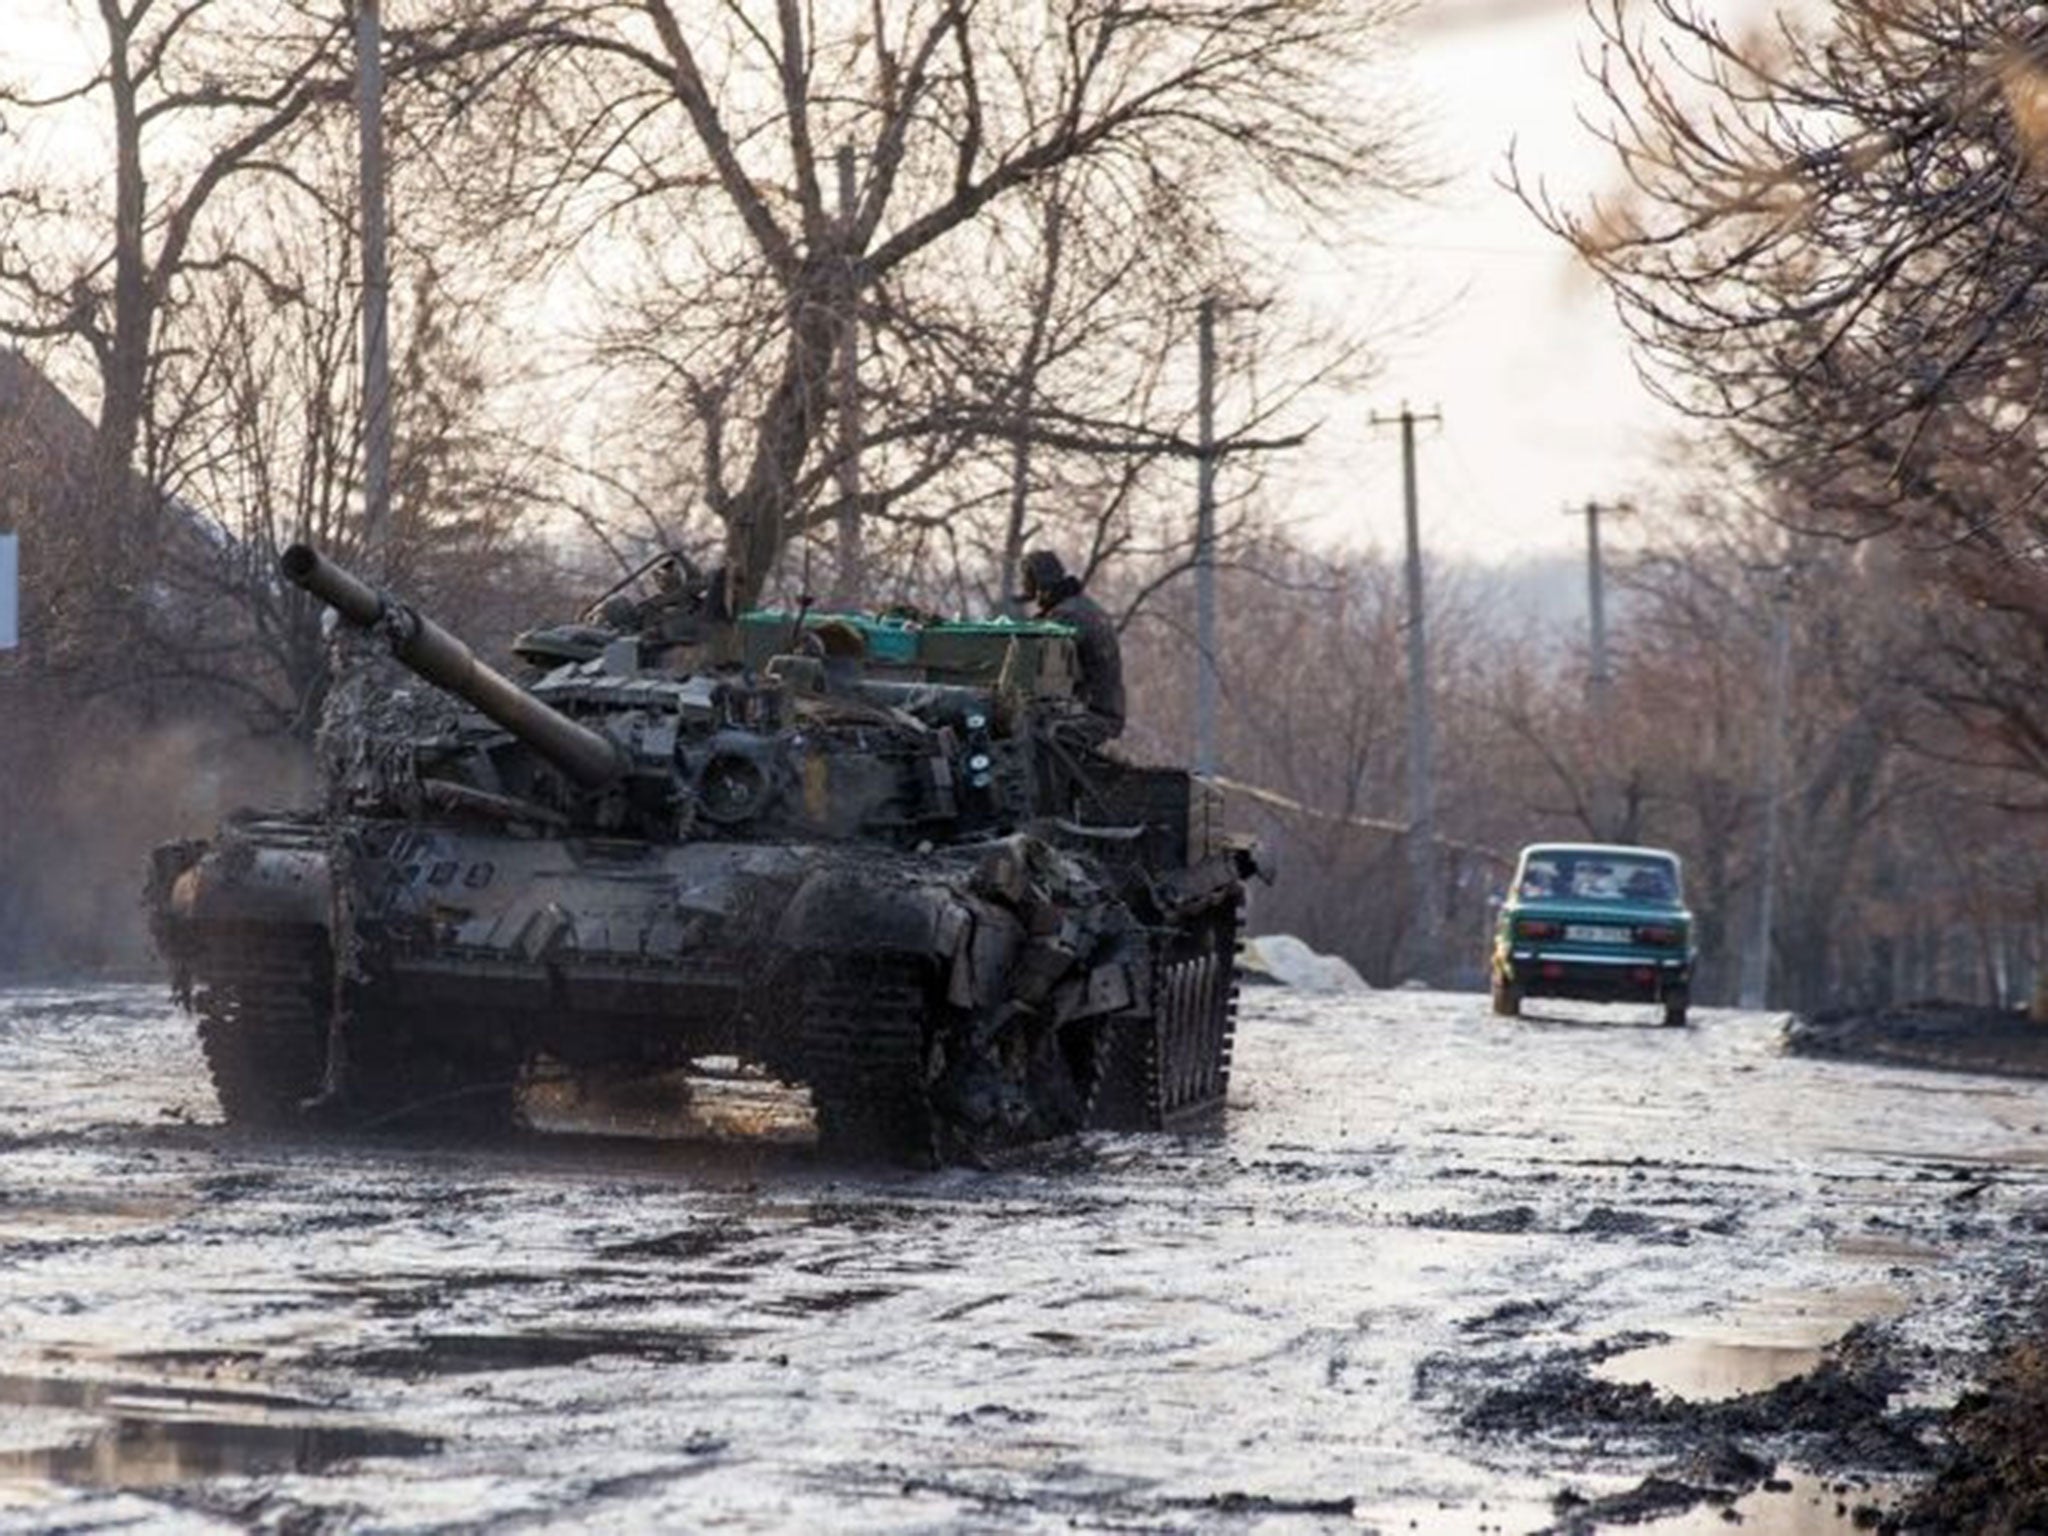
1019;549;1124;748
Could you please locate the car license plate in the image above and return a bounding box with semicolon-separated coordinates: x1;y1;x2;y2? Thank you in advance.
1565;924;1627;943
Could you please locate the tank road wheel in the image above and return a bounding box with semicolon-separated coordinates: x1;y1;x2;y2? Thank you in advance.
1490;974;1521;1018
1662;987;1691;1030
192;926;330;1129
802;957;938;1166
1094;902;1240;1133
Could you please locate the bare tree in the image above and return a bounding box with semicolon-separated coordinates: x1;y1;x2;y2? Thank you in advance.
1518;2;2048;785
442;0;1421;607
0;1;541;677
0;3;355;668
1118;536;1513;982
1609;494;1924;1005
147;177;565;738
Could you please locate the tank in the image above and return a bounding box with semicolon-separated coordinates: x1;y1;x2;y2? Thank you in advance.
146;544;1261;1163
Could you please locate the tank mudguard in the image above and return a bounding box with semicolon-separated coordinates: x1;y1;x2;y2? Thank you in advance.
772;865;1025;1012
771;866;955;956
162;841;332;929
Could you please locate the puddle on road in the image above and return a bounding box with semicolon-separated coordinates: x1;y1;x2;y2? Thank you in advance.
1597;1284;1909;1402
521;1065;813;1145
0;1418;438;1489
341;1327;729;1376
0;1371;314;1417
1631;1471;1902;1534
1739;1283;1912;1343
1596;1339;1827;1401
1830;1231;1948;1264
0;1192;194;1239
0;1372;437;1489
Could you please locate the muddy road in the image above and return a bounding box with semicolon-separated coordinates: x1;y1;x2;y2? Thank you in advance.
3;982;2048;1533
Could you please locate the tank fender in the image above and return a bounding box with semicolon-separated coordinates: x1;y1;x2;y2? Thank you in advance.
768;865;1027;1013
772;865;953;956
161;841;332;927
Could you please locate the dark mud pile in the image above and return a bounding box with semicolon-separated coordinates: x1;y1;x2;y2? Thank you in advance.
1442;1307;2048;1533
1784;999;2048;1534
1785;998;2048;1079
1890;1320;2048;1533
1435;1323;1930;1532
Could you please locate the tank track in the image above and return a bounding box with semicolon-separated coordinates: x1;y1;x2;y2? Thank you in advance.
1094;897;1241;1133
802;957;937;1164
188;924;330;1128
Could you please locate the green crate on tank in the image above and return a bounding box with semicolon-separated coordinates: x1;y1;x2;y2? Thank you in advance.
739;610;1079;694
738;610;922;670
918;619;1075;691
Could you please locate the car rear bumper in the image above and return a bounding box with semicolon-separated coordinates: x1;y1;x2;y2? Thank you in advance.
1501;948;1692;1004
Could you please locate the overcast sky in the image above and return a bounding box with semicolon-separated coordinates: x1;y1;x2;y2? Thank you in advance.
1302;0;1782;566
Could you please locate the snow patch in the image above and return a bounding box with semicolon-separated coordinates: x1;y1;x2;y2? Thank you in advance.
1240;934;1369;993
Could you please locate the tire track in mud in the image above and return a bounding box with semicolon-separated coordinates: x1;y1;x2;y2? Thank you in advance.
1;983;2047;1532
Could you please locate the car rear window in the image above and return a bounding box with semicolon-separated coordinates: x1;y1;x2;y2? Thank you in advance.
1519;853;1678;903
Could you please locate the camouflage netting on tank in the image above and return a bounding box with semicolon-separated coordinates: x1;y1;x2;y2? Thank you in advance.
316;621;462;816
315;622;462;1064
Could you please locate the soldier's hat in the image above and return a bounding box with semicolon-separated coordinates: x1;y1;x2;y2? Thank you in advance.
1020;549;1067;597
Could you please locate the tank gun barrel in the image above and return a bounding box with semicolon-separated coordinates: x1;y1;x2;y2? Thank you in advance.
281;544;625;789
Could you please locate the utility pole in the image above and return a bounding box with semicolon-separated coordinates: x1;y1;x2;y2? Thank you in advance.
833;142;863;606
1195;296;1219;776
1740;570;1795;1009
0;530;15;650
1572;499;1632;837
1576;499;1626;707
354;0;391;572
1371;403;1443;982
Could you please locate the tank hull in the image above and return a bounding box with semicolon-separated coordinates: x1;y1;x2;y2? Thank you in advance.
151;812;1243;1161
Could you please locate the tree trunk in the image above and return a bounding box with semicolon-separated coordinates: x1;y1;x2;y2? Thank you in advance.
723;282;841;609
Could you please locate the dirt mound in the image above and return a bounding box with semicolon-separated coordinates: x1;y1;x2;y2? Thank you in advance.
1459;1336;1932;1469
1441;1323;1941;1532
1890;1328;2048;1533
1783;999;2048;1079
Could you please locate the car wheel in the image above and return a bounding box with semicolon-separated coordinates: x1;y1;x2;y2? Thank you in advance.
1662;989;1690;1028
1491;976;1521;1018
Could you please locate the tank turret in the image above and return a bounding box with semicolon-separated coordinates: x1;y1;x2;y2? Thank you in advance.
149;544;1260;1164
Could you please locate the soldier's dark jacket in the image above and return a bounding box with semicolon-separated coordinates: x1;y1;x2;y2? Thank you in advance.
1040;580;1125;735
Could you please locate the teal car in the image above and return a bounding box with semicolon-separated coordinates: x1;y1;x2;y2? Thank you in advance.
1490;843;1696;1027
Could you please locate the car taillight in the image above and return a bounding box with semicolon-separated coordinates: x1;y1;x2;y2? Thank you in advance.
1634;924;1683;946
1517;918;1563;941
